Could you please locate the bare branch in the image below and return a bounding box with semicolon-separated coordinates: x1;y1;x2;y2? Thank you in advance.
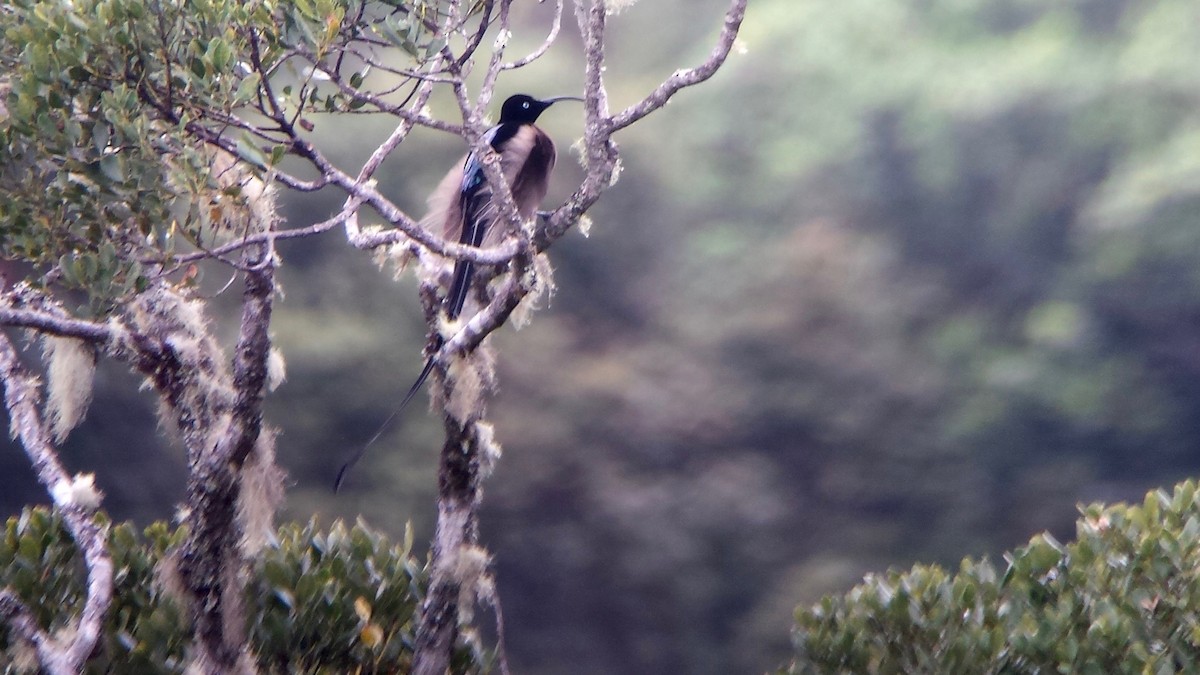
607;0;748;133
536;0;746;249
165;203;522;269
524;1;620;247
479;0;514;104
168;211;355;265
0;307;116;344
443;265;530;358
502;0;563;71
349;214;524;264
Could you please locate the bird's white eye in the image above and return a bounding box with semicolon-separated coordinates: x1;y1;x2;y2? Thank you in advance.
522;101;530;108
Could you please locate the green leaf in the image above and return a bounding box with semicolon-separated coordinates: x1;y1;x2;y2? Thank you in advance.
207;37;232;73
99;153;124;183
269;144;287;166
235;72;262;104
236;135;267;168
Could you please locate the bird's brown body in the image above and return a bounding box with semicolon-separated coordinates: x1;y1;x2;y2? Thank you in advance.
424;124;557;319
335;94;576;492
424;124;557;249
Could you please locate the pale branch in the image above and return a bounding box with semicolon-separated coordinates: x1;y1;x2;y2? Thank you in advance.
344;52;461;85
0;288;173;372
282;133;477;255
607;0;748;134
167;211;354;265
322;66;463;128
442;269;530;357
539;0;746;246
166;202;522;268
502;0;563;71
0;307;117;345
0;330;114;675
289;46;466;134
345;212;523;264
578;0;613;123
521;0;620;247
354;75;443;187
479;0;515;106
65;512;113;670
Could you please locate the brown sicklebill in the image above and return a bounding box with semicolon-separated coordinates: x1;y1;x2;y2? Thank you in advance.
335;93;581;491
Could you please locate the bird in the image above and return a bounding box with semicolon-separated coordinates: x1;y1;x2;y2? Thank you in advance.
335;93;581;491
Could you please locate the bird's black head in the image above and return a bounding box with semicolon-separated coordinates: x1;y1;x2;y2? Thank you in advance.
499;94;582;124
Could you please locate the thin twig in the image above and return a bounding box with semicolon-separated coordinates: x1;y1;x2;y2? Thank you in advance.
502;0;562;71
607;0;748;134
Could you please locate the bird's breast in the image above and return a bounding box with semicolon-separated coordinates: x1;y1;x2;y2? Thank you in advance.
504;125;557;219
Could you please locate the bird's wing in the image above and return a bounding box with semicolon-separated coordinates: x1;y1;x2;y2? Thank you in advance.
446;124;507;319
459;124;500;193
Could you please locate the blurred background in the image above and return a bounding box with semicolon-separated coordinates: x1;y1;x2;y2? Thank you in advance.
6;0;1200;672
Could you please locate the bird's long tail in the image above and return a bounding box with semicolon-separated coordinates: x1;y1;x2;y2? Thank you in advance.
336;185;487;491
446;256;475;322
333;349;438;492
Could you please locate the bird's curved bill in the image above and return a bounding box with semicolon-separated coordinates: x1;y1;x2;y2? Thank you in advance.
542;95;585;105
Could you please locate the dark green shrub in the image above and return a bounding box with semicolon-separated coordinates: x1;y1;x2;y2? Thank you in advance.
786;480;1200;674
0;509;484;673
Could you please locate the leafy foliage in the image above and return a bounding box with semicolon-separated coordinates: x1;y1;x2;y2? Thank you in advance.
0;508;481;673
786;480;1200;674
0;0;451;309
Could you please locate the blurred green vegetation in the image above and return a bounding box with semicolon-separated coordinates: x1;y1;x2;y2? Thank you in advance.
787;480;1200;674
0;508;482;673
6;0;1200;673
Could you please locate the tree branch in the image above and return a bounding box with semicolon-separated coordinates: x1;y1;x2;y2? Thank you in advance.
0;330;113;675
607;0;748;133
443;266;529;358
538;0;746;247
0;307;118;344
411;1;748;671
176;245;276;672
502;0;563;71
